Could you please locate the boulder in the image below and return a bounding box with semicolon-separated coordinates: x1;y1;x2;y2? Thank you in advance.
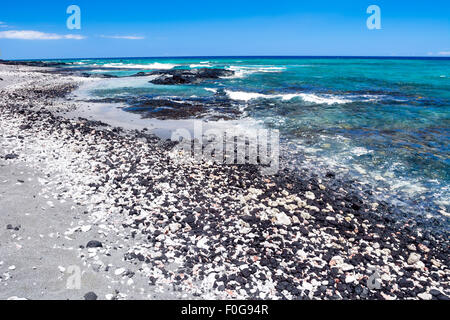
149;68;234;85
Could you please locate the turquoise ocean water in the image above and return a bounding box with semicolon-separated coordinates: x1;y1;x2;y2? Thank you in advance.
49;57;450;224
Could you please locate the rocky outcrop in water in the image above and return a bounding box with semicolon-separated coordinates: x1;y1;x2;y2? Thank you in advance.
124;97;241;120
0;60;67;68
148;68;234;85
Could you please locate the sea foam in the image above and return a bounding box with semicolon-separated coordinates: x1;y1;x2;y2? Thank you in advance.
225;66;286;78
99;62;178;70
225;90;352;105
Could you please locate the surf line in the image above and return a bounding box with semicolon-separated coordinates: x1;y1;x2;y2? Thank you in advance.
181;304;215;318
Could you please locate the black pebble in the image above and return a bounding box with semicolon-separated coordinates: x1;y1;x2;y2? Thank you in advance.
398;278;414;288
83;292;98;300
86;240;103;248
430;289;442;296
4;153;19;160
19;124;32;130
6;224;20;231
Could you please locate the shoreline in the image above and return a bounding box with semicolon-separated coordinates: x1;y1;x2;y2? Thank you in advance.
0;63;448;300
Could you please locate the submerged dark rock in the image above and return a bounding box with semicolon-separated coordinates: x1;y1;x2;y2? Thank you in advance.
149;68;234;85
123;97;241;120
80;72;118;79
125;99;206;120
132;72;148;77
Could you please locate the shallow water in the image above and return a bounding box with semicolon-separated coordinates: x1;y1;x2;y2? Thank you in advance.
57;56;450;221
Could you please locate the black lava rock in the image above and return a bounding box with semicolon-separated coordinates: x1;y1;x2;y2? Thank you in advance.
430;289;442;296
149;68;234;85
0;59;67;67
398;278;414;288
86;240;103;248
19;124;32;130
4;153;19;160
83;292;98;300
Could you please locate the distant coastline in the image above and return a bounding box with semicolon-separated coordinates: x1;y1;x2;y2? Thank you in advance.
3;55;450;62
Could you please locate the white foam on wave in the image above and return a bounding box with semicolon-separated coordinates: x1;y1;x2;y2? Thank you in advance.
90;69;111;73
190;64;212;68
98;62;178;70
351;147;373;156
225;66;287;78
225;90;270;101
298;93;352;105
224;90;352;105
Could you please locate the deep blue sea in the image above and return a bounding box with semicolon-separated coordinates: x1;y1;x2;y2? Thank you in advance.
50;57;450;223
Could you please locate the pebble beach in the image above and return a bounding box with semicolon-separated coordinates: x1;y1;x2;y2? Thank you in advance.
0;62;449;300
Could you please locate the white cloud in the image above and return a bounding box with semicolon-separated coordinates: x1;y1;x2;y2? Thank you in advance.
438;51;450;56
100;35;145;40
0;30;85;40
0;22;8;28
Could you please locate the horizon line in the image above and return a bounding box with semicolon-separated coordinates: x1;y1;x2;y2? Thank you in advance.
4;55;450;61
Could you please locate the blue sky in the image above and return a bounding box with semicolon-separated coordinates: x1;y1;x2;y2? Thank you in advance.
0;0;449;59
